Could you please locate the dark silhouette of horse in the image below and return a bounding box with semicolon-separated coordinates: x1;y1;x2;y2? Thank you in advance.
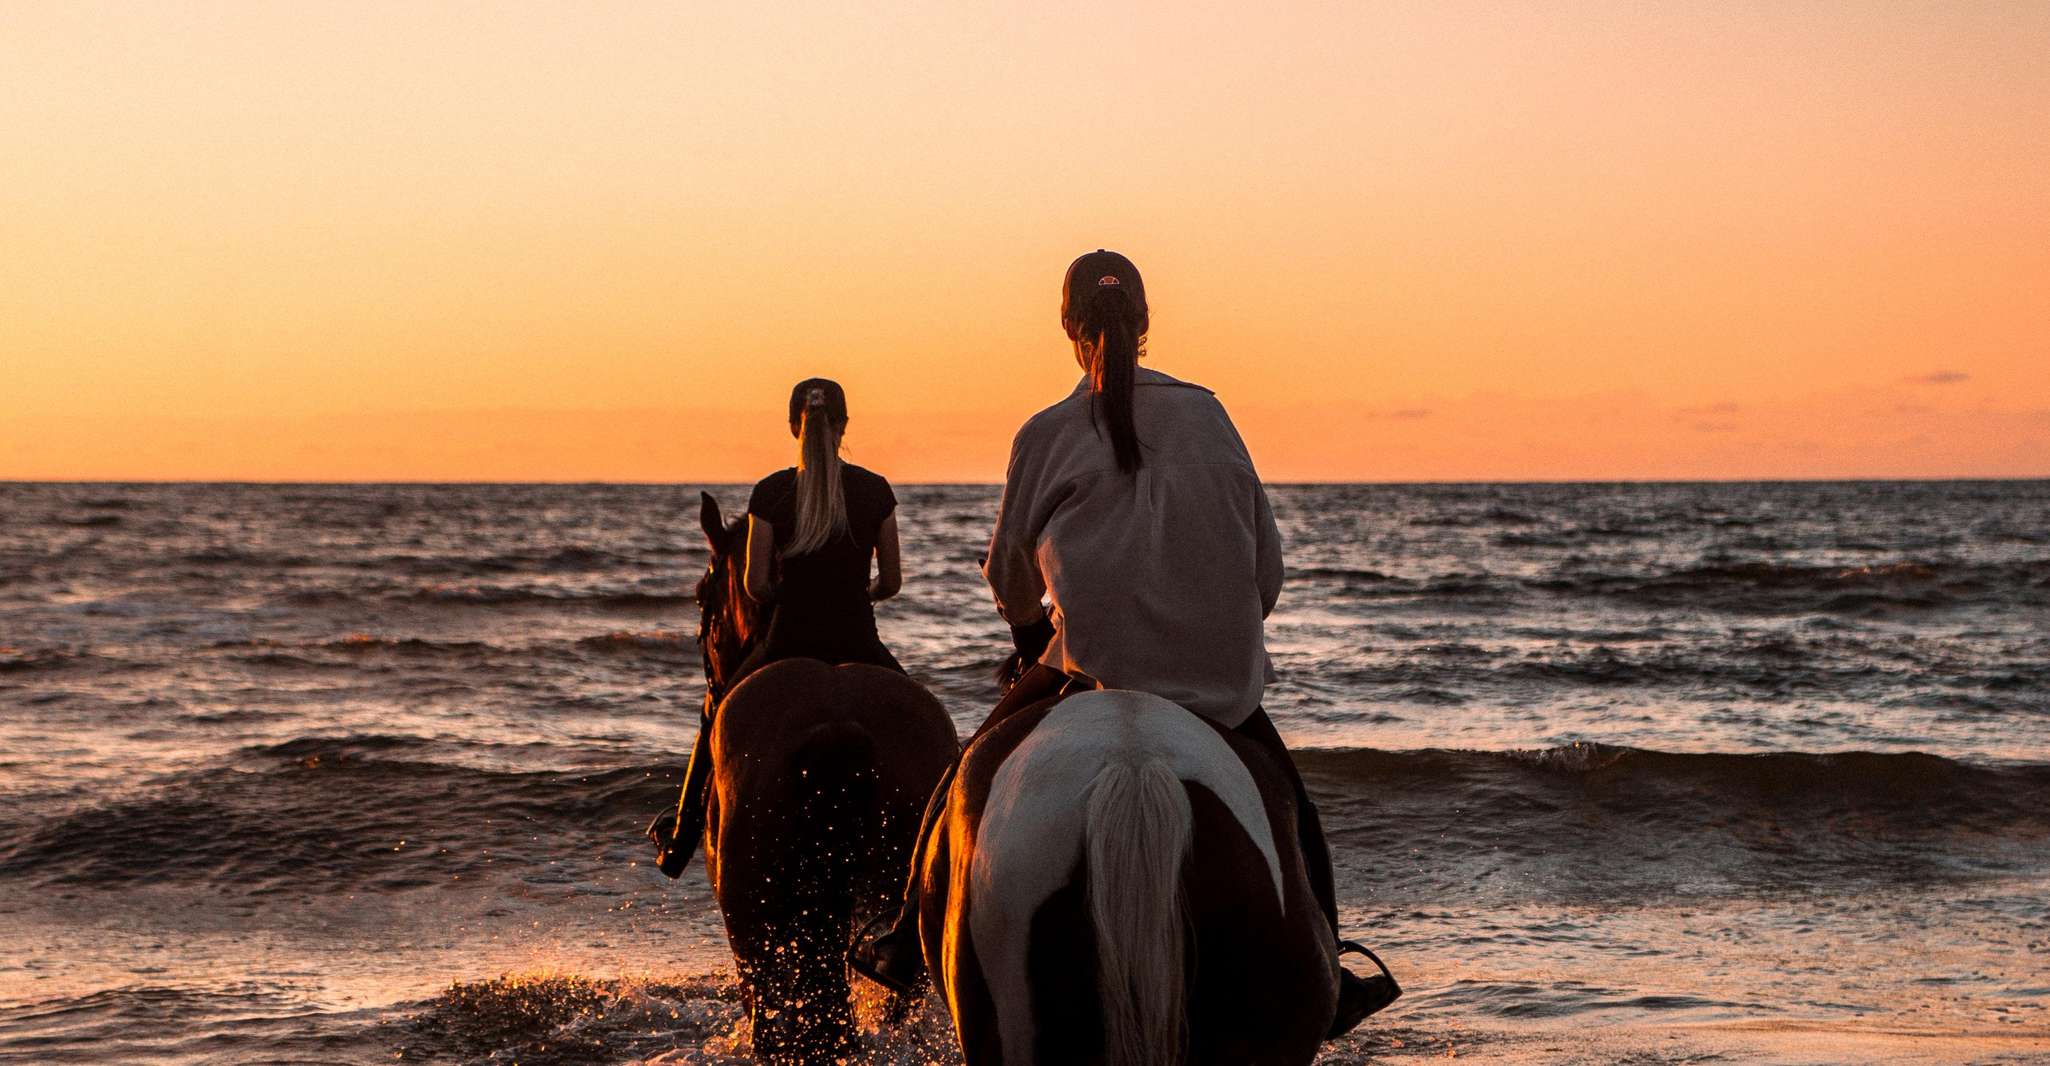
917;688;1339;1066
691;492;958;1063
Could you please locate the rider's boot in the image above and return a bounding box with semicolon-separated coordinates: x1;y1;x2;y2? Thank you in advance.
847;756;955;994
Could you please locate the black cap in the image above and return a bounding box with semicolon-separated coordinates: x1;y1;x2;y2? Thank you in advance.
788;377;848;426
1062;249;1146;331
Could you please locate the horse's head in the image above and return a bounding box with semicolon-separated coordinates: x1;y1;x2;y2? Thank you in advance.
695;491;763;707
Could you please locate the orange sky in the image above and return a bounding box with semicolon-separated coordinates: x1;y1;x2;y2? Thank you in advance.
4;3;2046;481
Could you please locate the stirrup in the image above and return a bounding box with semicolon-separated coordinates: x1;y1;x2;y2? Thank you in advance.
1328;940;1401;1038
1337;940;1397;985
848;913;921;996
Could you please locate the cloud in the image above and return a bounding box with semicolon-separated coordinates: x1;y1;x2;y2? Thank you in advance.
1368;408;1432;420
1677;402;1743;416
1906;370;1970;385
1690;421;1737;433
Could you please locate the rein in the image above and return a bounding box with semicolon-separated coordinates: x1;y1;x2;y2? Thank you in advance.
696;522;763;710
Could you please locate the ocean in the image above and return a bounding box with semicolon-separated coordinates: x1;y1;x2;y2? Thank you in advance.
1;481;2046;1064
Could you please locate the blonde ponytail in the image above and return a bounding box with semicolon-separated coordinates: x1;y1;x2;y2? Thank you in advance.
787;403;848;555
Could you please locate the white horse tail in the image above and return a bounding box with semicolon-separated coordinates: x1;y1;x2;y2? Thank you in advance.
1084;757;1192;1066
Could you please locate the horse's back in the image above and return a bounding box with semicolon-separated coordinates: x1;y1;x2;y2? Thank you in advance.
714;658;955;774
709;657;956;872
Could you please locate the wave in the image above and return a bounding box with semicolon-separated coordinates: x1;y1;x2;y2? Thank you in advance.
1408;505;1543;528
574;629;695;655
395;973;747;1066
1423;980;1753;1020
278;585;694;610
409;587;694;610
1292;566;1399;583
205;631;700;672
0;738;675;895
0;986;381;1065
1302;742;2050;815
1494;524;1664;548
171;545;700;579
0;972;951;1065
178;547;315;567
215;635;502;656
1309;558;2050;615
1535;559;2050;614
380;546;673;578
0;646;113;675
1300;743;2050;900
1378;642;2029;698
2;737;2043;902
0;647;71;673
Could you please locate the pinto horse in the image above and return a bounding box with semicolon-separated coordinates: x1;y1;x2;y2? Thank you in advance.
690;492;958;1063
918;689;1339;1066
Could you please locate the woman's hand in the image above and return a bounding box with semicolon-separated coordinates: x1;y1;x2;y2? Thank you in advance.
995;616;1056;690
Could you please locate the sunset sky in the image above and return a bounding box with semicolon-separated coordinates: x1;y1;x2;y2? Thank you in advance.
4;2;2046;481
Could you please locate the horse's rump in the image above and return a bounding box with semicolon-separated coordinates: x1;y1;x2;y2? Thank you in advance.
932;691;1334;1065
705;657;958;1061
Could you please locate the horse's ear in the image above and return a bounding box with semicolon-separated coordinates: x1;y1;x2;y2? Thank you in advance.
700;492;723;545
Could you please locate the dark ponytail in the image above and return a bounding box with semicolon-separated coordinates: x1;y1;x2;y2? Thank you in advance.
1081;288;1142;473
1062;250;1151;474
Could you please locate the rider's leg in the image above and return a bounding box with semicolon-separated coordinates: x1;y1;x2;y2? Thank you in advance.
1231;708;1337;930
648;699;715;877
648;645;776;877
1231;707;1401;1036
848;663;1073;993
866;639;908;676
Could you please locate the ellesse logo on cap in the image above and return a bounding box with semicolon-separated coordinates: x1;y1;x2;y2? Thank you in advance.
1097;275;1120;286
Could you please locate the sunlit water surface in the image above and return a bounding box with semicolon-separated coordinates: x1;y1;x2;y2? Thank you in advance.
2;481;2046;1063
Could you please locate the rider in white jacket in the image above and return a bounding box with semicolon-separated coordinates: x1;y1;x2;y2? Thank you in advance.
850;250;1399;1038
984;365;1283;728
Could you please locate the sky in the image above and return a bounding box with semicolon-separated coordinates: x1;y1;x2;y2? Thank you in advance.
3;2;2046;482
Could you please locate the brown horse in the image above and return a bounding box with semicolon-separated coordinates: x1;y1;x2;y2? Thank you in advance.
917;688;1340;1066
690;492;959;1063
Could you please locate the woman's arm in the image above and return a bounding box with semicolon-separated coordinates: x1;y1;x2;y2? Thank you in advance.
743;515;776;603
869;513;902;601
983;431;1050;625
1254;481;1283;619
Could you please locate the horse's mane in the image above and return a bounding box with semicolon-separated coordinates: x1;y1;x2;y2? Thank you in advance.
696;515;762;705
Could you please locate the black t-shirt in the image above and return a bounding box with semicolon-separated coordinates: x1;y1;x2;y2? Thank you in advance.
746;464;896;653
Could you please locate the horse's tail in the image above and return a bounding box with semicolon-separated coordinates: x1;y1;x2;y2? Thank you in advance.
1084;756;1192;1066
791;720;877;913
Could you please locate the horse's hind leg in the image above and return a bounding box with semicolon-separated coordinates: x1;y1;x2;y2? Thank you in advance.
749;884;859;1063
1025;869;1104;1064
742;940;854;1066
790;929;857;1061
881;986;918;1025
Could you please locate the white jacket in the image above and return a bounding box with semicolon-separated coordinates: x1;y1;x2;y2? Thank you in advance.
983;367;1283;727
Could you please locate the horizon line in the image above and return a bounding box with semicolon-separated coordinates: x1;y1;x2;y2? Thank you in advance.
7;475;2048;488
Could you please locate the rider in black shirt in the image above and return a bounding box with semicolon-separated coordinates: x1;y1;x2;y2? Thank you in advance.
649;378;906;876
738;459;901;674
